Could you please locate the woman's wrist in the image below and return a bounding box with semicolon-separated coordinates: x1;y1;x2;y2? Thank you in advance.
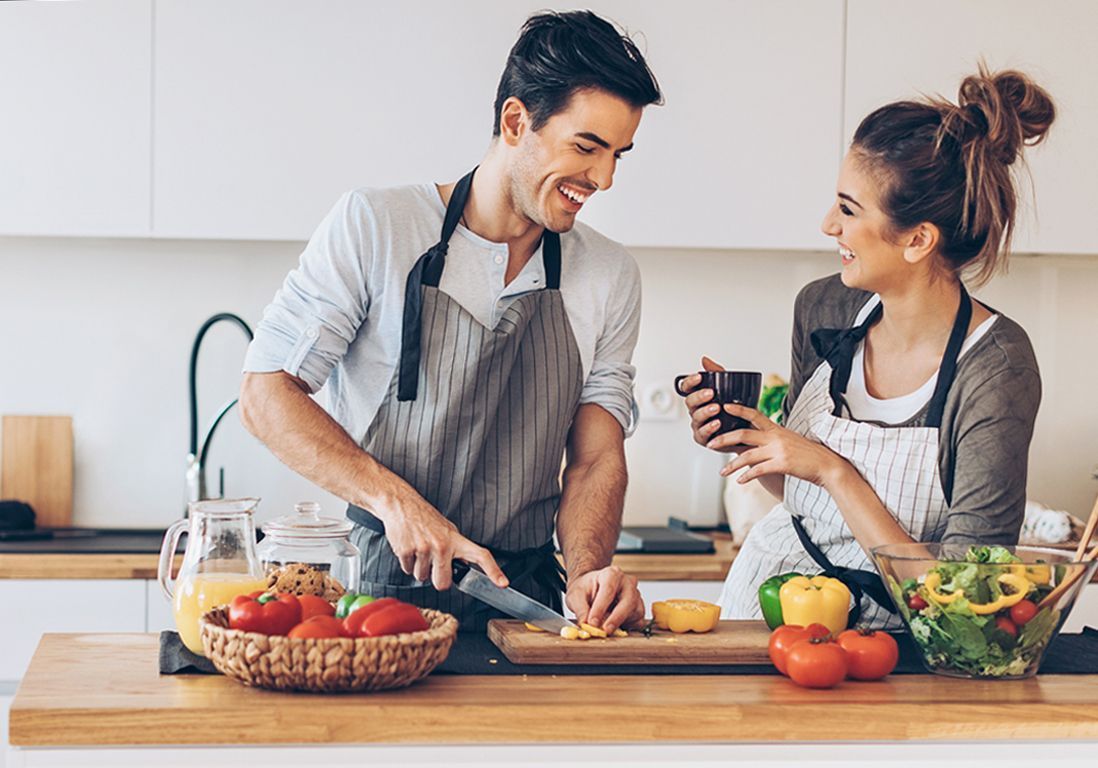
820;453;856;495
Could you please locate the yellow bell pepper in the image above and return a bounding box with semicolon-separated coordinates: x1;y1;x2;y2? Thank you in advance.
924;572;963;605
651;599;720;633
778;576;850;635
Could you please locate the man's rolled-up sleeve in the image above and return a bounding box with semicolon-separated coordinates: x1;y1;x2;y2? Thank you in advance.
244;191;374;393
578;258;642;436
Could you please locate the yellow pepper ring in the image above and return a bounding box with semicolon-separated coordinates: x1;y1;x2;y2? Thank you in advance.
651;599;721;634
923;572;962;604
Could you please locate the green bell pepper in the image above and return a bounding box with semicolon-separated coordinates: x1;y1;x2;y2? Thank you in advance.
335;593;375;619
758;572;801;629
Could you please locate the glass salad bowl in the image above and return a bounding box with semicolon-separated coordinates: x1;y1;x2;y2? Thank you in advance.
871;543;1098;679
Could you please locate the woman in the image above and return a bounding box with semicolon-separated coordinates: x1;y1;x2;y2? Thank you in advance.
682;66;1055;627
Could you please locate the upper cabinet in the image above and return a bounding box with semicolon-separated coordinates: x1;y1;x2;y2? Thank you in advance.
153;0;844;249
0;0;151;237
845;0;1098;255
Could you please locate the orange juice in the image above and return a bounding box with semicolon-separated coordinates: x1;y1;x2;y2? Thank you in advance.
173;572;268;654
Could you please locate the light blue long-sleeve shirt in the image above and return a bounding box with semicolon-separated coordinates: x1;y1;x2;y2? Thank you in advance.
244;184;642;445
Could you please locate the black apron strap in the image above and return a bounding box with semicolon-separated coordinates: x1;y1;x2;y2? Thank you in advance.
397;169;476;401
542;230;562;290
925;286;972;428
791;515;896;622
810;301;882;418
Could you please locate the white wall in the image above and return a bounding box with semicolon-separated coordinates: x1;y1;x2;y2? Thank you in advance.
2;236;1095;530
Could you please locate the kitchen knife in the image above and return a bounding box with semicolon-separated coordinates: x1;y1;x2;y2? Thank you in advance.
453;561;577;634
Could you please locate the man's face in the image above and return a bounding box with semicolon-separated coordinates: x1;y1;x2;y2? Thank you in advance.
508;88;642;233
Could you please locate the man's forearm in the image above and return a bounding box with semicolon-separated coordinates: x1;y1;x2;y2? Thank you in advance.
238;372;413;516
556;454;628;580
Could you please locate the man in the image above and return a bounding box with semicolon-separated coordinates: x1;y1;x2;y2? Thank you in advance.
240;10;662;633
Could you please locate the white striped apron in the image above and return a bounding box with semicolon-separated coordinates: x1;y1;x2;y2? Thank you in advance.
719;288;973;629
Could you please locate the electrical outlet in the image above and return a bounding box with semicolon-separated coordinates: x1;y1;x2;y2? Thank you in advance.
638;382;681;422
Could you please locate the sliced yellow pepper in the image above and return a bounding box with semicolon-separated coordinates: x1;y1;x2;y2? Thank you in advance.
778;575;850;635
968;573;1032;615
924;572;963;605
1011;563;1052;585
651;599;721;633
925;571;1033;614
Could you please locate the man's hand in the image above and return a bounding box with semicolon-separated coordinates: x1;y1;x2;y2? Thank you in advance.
565;565;644;635
375;492;508;592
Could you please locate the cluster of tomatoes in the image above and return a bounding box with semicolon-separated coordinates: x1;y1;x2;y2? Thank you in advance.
768;624;899;688
227;592;429;639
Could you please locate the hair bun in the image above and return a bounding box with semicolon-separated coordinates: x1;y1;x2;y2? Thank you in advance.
957;65;1055;165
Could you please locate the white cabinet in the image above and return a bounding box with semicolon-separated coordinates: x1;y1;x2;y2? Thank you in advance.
845;0;1098;255
0;581;145;682
0;0;151;237
152;0;843;249
145;580;177;633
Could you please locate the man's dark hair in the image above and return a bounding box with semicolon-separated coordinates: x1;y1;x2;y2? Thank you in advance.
492;10;662;136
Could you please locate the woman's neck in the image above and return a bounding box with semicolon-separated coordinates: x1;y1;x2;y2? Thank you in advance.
873;277;962;355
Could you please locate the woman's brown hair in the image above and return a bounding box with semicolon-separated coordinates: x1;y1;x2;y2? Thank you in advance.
851;64;1056;287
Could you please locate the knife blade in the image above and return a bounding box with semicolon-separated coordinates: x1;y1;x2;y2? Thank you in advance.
453;562;577;634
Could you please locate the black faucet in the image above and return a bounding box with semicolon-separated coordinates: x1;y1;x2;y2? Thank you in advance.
186;312;254;510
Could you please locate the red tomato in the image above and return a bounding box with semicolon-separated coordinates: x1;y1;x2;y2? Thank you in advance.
785;637;849;689
906;594;929;611
995;616;1019;638
1009;599;1038;627
836;629;899;681
767;623;831;676
342;597;400;637
287;615;347;639
360;603;430;637
298;595;336;622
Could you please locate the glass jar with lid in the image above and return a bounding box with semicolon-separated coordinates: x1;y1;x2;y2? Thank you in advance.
256;501;360;600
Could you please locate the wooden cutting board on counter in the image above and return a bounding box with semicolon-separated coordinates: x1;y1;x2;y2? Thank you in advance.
487;619;772;665
1;415;74;528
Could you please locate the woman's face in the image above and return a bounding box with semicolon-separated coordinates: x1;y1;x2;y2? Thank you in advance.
820;152;909;293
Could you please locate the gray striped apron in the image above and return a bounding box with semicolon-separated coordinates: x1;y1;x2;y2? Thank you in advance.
347;168;584;630
719;288;971;629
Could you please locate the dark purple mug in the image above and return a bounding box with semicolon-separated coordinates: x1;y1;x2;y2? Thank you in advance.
674;370;763;435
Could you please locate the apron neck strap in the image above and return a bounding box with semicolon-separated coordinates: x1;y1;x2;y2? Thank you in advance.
924;285;972;427
818;286;973;426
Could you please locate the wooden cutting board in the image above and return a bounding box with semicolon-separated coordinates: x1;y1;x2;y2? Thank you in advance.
1;415;74;528
487;619;772;665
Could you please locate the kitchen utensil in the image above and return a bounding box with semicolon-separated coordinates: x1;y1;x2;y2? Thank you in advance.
158;498;267;655
1073;494;1098;562
873;542;1098;679
1;415;73;528
257;501;360;598
487;619;773;665
673;371;762;434
453;562;576;634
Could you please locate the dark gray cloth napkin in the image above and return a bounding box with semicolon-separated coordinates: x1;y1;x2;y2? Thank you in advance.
159;626;1098;677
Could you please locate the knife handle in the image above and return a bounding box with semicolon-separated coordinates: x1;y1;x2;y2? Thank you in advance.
452;560;471;582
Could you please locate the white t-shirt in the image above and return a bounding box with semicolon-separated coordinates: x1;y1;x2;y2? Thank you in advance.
844;296;998;424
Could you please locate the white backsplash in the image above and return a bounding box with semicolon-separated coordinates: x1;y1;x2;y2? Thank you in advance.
1;236;1095;531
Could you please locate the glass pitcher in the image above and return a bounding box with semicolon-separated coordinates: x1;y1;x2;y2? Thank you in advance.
158;498;267;655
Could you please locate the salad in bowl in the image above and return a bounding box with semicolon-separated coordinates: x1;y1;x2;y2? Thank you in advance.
872;543;1097;679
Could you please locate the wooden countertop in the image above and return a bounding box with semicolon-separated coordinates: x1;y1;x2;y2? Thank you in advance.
10;633;1098;746
0;541;737;582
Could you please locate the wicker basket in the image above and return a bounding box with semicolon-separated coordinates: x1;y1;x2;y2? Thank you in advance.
199;606;458;692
